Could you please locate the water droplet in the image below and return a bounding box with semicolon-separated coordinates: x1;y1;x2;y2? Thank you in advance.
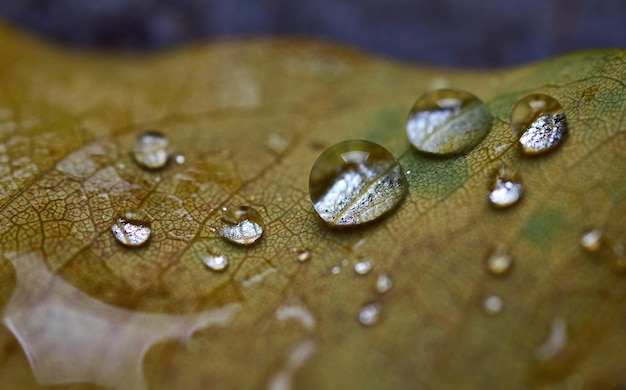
203;253;229;271
295;248;311;262
308;140;408;226
267;132;288;154
580;228;602;252
111;210;151;247
510;94;568;154
609;242;626;273
483;295;503;315
174;153;185;164
340;259;349;267
354;260;373;275
375;273;393;293
331;266;341;275
358;303;380;326
535;317;567;361
486;250;513;276
218;206;264;245
132;131;170;169
489;176;523;208
406;88;493;155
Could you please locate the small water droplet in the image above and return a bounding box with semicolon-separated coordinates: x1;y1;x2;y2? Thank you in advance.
111;210;151;247
354;260;373;275
405;169;411;175
609;242;626;273
406;88;493;155
580;228;602;252
358;303;380;326
510;94;568;154
308;140;408;226
203;253;229;271
486;250;513;276
295;248;311;262
483;295;503;315
331;266;341;275
132;131;170;169
340;259;349;267
174;153;186;164
375;273;393;293
218;206;264;245
535;317;567;361
489;178;523;208
267;132;288;154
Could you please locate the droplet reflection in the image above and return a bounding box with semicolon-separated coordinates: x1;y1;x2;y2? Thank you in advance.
218;206;264;245
510;94;568;154
111;210;152;247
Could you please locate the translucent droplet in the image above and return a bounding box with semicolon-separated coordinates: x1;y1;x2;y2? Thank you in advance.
295;248;311;262
358;303;380;327
174;153;185;165
406;88;493;155
580;228;602;252
486;250;513;276
354;260;373;275
340;259;349;267
375;273;393;293
535;317;567;361
219;206;264;245
483;295;503;315
308;140;408;226
111;210;151;247
489;177;523;208
203;253;229;271
510;94;568;154
331;266;341;275
132;131;169;169
609;242;626;273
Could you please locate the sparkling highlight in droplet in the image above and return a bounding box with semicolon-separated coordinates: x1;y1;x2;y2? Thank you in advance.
132;131;170;169
111;210;152;247
354;260;373;275
486;250;513;276
406;88;493;155
510;94;568;154
375;273;393;293
580;228;602;252
309;140;408;226
203;253;229;271
219;206;264;245
358;303;380;327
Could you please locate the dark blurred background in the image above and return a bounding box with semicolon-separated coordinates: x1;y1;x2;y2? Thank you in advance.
0;0;624;68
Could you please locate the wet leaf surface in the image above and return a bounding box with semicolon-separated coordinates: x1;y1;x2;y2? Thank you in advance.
0;23;625;389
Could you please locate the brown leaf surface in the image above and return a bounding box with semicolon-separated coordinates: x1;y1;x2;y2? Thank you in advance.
0;22;625;389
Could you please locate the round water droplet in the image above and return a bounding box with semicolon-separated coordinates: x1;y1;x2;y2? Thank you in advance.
486;250;513;276
354;260;373;275
406;88;493;155
580;228;602;253
510;94;568;154
111;210;152;247
174;153;186;165
483;295;503;315
489;177;523;208
218;206;264;245
295;248;311;262
132;131;170;169
203;253;229;271
358;303;380;327
375;273;393;294
331;266;341;275
309;140;408;226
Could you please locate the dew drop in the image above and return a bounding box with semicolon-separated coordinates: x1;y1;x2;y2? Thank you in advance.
483;295;503;315
340;259;349;267
358;303;380;327
486;250;513;276
580;228;602;252
609;242;626;273
132;131;170;169
489;177;523;208
308;140;408;226
354;260;373;275
375;273;393;293
203;253;229;271
406;88;493;155
295;248;311;262
218;206;264;245
331;266;341;275
535;317;567;361
174;153;186;165
110;210;151;247
510;94;568;154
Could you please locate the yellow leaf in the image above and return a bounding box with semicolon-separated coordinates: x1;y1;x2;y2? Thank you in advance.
0;23;624;389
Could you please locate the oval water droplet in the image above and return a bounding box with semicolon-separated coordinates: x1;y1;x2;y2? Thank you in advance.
132;131;170;169
174;153;186;165
308;140;408;226
375;273;393;294
354;260;373;275
203;253;229;271
580;228;602;253
406;88;493;155
331;266;341;275
218;206;264;245
358;303;380;327
510;94;568;154
295;248;311;262
483;295;503;315
489;177;523;208
486;250;513;276
111;210;151;247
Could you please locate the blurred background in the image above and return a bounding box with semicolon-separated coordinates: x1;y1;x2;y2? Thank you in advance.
0;0;623;68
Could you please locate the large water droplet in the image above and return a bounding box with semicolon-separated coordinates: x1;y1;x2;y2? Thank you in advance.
486;250;513;276
580;228;602;253
111;210;152;247
132;131;170;169
354;260;373;275
483;295;503;315
375;273;393;293
218;206;264;245
406;88;493;155
308;140;408;226
510;94;568;155
203;253;229;271
358;303;380;327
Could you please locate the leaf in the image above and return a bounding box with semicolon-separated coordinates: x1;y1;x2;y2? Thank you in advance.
0;23;625;389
